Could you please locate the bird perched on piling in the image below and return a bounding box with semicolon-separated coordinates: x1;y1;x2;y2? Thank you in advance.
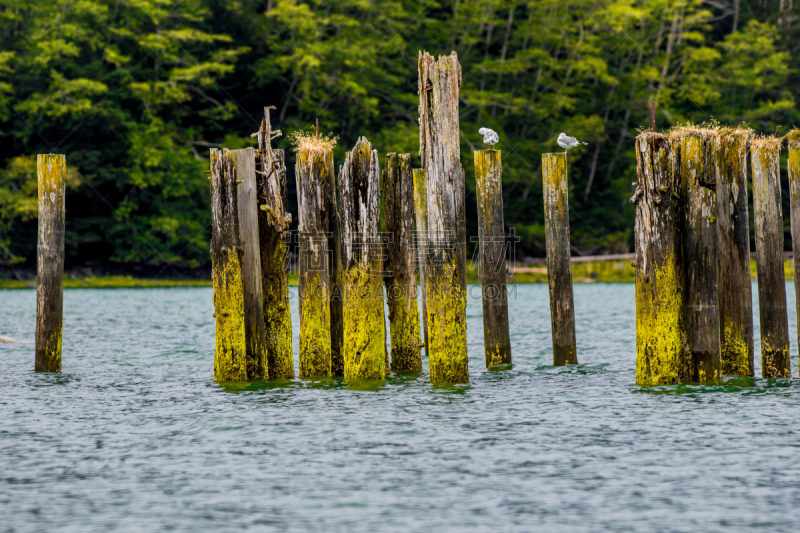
479;128;499;149
557;132;588;153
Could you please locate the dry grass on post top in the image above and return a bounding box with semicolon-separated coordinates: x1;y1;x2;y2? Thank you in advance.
288;130;339;153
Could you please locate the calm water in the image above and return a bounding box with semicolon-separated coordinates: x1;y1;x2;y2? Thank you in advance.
1;283;800;532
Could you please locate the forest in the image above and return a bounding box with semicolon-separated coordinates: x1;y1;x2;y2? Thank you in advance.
0;0;797;269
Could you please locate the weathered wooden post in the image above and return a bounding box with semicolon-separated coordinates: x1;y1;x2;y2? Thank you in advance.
541;152;578;366
751;136;791;378
296;140;337;377
412;168;429;358
383;153;423;373
679;129;721;382
788;131;800;361
632;133;685;385
35;154;66;372
418;50;469;383
210;148;247;381
231;148;268;380
716;128;754;376
256;111;294;379
474;149;511;368
338;137;387;379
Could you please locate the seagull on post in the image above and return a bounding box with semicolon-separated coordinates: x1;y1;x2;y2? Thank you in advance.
479;128;499;149
557;132;588;153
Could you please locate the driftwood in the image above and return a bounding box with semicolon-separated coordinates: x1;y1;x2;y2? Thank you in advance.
418;50;468;383
338;137;386;379
679;131;721;382
541;152;578;366
35;154;66;372
296;148;337;377
716;130;754;377
633;133;685;385
474;149;511;368
210;148;247;381
751;139;791;378
383;153;422;373
256;110;294;379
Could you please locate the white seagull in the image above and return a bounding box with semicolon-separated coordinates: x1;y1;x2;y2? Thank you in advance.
479;128;499;148
557;132;588;152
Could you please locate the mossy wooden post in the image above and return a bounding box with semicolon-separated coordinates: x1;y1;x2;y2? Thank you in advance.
751;138;791;378
541;152;578;366
418;50;468;383
716;129;754;376
231;148;268;380
338;137;386;380
788;131;800;364
680;130;721;382
35;154;65;373
633;133;685;385
475;149;511;368
412;168;429;358
256;112;294;379
297;148;336;377
210;148;247;382
383;153;422;373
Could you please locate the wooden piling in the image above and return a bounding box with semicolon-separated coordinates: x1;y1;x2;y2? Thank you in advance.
296;148;336;377
230;148;268;380
35;154;66;373
541;153;578;366
751;137;791;378
633;133;685;385
256;113;294;379
474;150;511;368
716;128;754;376
679;129;721;382
338;137;387;380
210;148;247;382
412;168;429;359
788;131;800;364
418;50;469;383
383;153;423;373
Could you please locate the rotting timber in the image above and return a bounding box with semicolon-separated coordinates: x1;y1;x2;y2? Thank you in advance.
541;152;578;366
632;133;685;385
338;137;387;380
716;128;754;377
474;149;511;368
35;154;66;373
296;147;337;377
412;168;429;359
751;137;791;378
232;148;268;380
210;148;247;382
789;131;800;363
418;50;469;383
383;153;422;373
678;129;721;382
256;110;294;379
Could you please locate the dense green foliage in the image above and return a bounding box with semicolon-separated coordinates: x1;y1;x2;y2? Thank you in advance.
1;0;797;266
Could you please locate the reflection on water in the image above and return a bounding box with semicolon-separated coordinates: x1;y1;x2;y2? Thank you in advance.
1;283;799;532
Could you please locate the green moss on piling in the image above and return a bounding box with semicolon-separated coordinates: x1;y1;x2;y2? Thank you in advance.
635;255;685;386
213;250;247;382
386;280;422;373
721;320;751;377
343;266;386;380
427;259;469;383
299;272;331;377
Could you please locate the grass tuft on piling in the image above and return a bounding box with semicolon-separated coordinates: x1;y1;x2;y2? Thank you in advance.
289;130;339;153
785;129;800;145
751;134;783;152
